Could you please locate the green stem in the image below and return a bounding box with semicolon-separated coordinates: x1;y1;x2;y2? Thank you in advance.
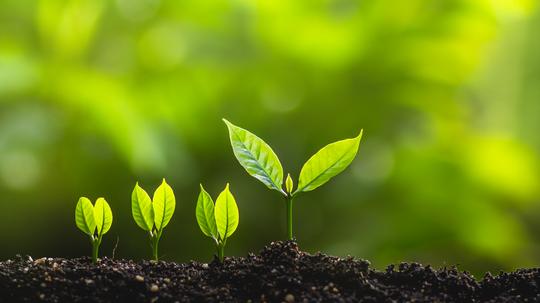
217;243;225;262
286;197;294;240
91;238;100;264
151;234;160;261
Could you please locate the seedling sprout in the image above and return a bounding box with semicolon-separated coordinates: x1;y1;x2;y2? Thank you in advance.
224;119;362;240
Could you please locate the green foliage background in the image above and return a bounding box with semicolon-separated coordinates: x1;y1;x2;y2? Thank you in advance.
1;0;539;276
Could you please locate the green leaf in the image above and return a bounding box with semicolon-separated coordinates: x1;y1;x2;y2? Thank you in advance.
295;130;363;194
131;183;154;231
195;184;218;239
215;183;239;240
153;179;176;232
94;197;113;236
223;119;284;194
75;197;96;236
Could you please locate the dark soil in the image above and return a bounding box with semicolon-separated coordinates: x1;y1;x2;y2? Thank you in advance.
1;241;539;302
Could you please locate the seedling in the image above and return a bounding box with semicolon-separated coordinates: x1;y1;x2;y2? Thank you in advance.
223;119;362;240
131;179;176;261
75;197;113;263
196;183;239;262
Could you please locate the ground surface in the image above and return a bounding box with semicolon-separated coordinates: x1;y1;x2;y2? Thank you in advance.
0;241;539;302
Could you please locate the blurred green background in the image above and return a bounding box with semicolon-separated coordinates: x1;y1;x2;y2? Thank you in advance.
1;0;539;277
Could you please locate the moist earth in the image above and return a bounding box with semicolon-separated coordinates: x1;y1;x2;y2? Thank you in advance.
0;241;539;302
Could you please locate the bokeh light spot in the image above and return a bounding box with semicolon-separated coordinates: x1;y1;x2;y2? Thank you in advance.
0;150;41;190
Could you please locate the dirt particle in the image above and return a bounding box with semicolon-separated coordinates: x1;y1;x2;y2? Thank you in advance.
285;293;295;302
34;258;46;266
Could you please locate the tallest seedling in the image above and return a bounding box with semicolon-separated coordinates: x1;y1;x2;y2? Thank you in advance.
224;119;362;240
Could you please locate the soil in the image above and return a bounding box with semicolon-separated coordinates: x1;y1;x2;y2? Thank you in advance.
0;241;539;302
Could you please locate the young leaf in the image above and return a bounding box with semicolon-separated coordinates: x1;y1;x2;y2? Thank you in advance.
215;183;239;239
131;183;154;231
295;130;363;194
223;119;285;194
94;198;113;236
75;197;96;236
285;173;294;194
153;179;176;232
196;184;218;239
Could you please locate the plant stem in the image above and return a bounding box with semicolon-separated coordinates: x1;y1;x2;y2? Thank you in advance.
152;234;160;261
91;239;100;264
217;243;225;262
285;196;294;240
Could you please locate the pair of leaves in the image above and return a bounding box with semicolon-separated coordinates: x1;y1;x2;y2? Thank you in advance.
75;197;113;238
196;184;239;242
132;179;176;233
224;119;362;196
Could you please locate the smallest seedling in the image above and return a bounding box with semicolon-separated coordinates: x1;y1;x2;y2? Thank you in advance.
196;183;239;262
75;197;113;263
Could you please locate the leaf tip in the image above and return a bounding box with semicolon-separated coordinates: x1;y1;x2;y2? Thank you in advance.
354;129;364;147
357;129;364;139
77;196;91;205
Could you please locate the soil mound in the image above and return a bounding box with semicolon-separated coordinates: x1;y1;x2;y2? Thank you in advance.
1;241;538;302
